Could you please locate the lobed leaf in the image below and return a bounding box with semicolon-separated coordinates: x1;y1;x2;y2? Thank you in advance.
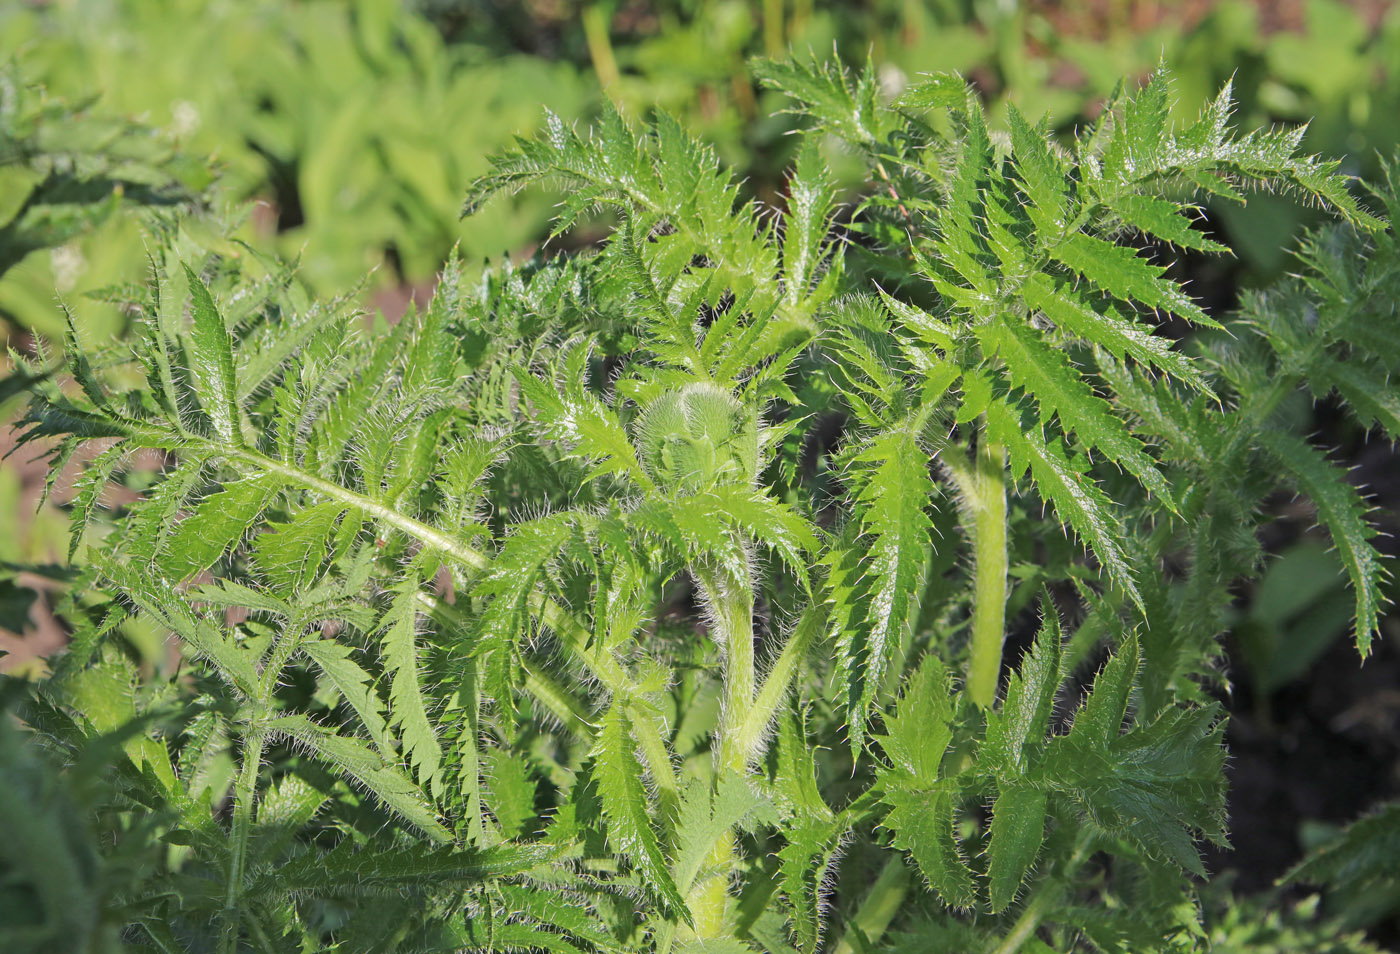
883;787;976;909
1020;273;1211;394
1259;431;1387;656
986;785;1048;913
1050;232;1216;328
783;138;840;304
1045;706;1226;875
1006;103;1069;232
837;428;936;754
983;598;1063;776
877;655;954;786
267;713;451;843
301;638;392;755
380;579;444;792
157;474;284;581
983;316;1175;507
591;703;689;922
988;399;1141;610
1105;193;1228;253
183;264;242;444
1068;632;1140;747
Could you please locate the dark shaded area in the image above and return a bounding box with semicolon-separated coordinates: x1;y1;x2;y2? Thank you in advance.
1209;624;1400;885
245;140;305;232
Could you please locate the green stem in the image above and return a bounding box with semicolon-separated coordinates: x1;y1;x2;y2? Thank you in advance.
762;0;785;57
519;659;594;739
223;614;313;952
661;583;824;947
246;915;278;954
582;4;620;91
221;446;623;695
258;616;308;700
661;602;824;952
945;437;1009;708
227;446;489;571
631;702;681;821
221;724;266;954
687;831;738;938
670;557;756;940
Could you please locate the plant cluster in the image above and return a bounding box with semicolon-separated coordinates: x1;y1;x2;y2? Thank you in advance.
5;56;1400;954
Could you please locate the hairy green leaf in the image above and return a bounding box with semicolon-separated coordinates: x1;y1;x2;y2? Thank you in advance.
1259;431;1386;656
592;703;689;922
983;316;1174;507
157;474;283;581
986;784;1048;913
381;579;444;791
1050;233;1216;328
883;787;975;909
984;599;1062;776
988;399;1141;609
266;714;450;843
837;428;935;754
183;264;242;444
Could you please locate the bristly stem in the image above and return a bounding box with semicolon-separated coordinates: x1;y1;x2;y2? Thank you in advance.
221;723;266;954
986;883;1057;954
221;619;311;954
685;557;757;939
945;434;1009;708
730;602;825;770
686;831;738;938
679;605;825;941
693;560;756;776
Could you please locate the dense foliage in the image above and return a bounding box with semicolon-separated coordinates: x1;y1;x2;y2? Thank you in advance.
5;56;1400;953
